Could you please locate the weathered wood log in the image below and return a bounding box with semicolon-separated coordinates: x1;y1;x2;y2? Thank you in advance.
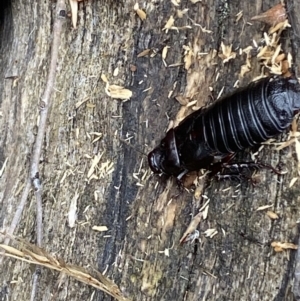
1;0;300;300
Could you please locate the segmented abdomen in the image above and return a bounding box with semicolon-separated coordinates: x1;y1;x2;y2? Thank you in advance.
200;77;295;153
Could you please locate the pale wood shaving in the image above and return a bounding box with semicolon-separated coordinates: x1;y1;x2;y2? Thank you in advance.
179;212;202;244
68;191;79;228
183;45;194;70
105;84;132;101
87;153;103;179
163;16;175;33
256;204;273;211
69;0;78;29
219;42;236;63
137;49;151;57
266;211;279;220
177;8;189;18
204;228;218;238
134;3;146;20
235;11;243;22
92;226;108;232
101;75;132;100
271;241;298;252
162;46;170;67
289;177;298;188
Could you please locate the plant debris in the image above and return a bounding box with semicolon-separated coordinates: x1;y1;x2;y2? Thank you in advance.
0;234;131;301
134;3;146;20
251;3;286;26
271;241;298;252
101;74;132;101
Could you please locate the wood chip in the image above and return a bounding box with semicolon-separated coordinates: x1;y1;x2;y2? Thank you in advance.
289;177;298;188
266;211;279;220
105;84;132;100
101;75;132;100
163;16;175;33
219;42;236;63
183;45;193;70
271;241;298;252
92;226;108;232
134;3;146;20
256;204;273;211
204;228;218;238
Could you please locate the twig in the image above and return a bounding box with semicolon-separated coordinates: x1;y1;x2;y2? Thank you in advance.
1;0;66;300
3;0;66;242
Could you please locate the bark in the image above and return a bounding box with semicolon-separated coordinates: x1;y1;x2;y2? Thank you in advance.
0;0;300;300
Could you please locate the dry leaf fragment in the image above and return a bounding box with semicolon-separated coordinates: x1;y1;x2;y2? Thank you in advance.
69;0;78;29
251;4;286;26
271;241;298;252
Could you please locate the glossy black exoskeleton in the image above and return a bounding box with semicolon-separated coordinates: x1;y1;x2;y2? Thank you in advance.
148;77;300;179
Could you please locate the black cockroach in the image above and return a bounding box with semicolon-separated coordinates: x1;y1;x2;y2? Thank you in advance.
148;76;300;179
